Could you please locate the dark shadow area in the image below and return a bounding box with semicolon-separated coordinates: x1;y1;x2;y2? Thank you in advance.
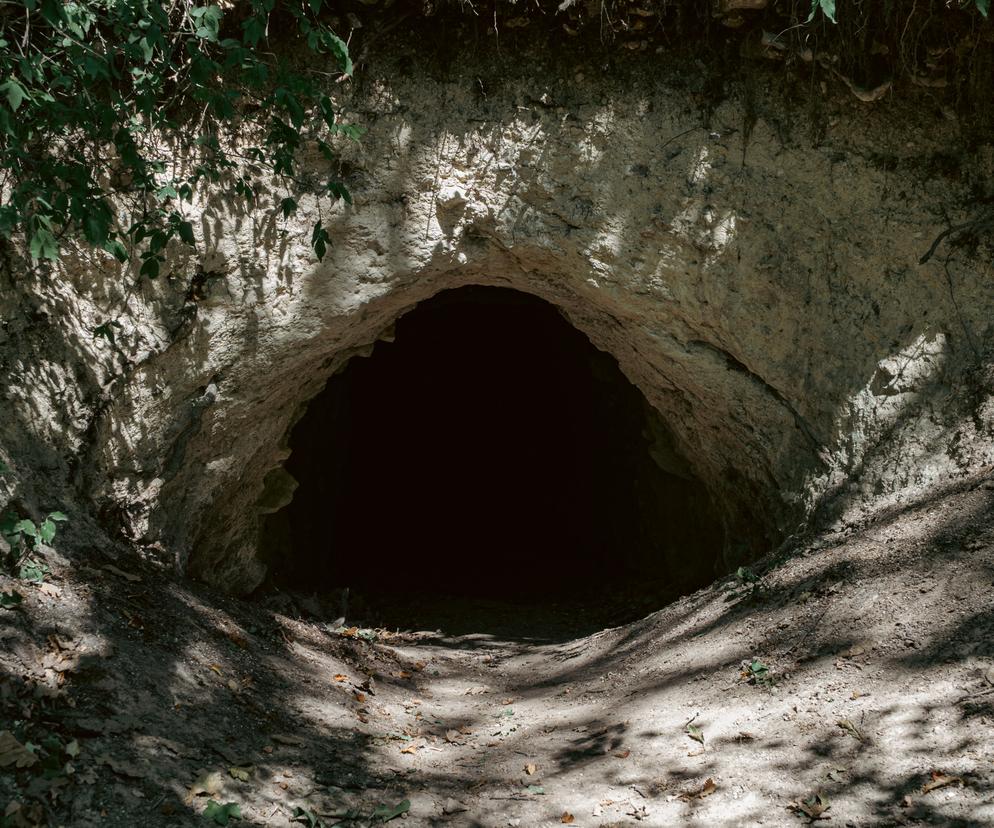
265;286;724;625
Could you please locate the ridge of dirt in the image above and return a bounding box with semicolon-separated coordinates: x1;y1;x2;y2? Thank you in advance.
2;478;994;826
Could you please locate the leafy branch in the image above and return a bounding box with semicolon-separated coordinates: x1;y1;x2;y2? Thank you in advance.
0;0;360;272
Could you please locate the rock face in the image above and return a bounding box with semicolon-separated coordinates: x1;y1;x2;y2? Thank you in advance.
2;47;993;594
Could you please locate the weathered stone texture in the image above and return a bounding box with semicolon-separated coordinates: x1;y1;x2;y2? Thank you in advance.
2;56;993;591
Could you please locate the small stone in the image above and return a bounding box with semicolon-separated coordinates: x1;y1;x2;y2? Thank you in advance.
442;798;466;814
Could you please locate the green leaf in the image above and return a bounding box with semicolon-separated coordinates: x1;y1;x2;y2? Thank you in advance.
685;723;705;745
19;560;49;583
311;221;329;261
279;197;298;219
93;322;118;345
1;79;26;111
14;520;37;538
178;221;196;246
140;257;160;279
49;512;68;522
0;591;23;609
203;801;242;825
806;0;837;23
290;807;322;827
39;519;57;544
323;32;353;77
331;123;364;142
103;240;129;263
327;181;352;205
29;228;59;261
84;213;110;245
977;0;990;16
371;799;410;823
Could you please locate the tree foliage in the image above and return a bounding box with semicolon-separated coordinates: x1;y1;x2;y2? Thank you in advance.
0;0;357;270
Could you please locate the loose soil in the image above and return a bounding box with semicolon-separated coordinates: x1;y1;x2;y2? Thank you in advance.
2;477;993;826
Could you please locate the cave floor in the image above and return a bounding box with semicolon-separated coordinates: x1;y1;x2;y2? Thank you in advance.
2;480;994;827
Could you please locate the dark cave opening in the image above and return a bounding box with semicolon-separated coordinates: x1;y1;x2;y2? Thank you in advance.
265;286;724;628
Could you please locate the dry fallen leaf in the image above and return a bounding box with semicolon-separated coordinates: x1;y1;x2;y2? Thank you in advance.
400;744;418;755
208;664;223;676
524;763;537;775
922;771;964;794
679;777;717;801
561;812;575;824
224;629;249;649
228;766;252;782
333;674;348;682
445;730;463;744
614;749;631;759
792;793;830;820
99;753;148;780
398;671;413;679
0;731;38;768
354;691;366;702
464;686;488;695
103;564;141;582
826;767;847;782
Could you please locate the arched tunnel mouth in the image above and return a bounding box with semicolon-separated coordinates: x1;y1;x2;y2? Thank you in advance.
263;286;727;636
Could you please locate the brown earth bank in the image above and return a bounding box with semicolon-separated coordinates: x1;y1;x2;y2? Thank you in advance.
2;472;993;827
2;13;994;828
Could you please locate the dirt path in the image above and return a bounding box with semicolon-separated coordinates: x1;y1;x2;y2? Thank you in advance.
2;478;994;826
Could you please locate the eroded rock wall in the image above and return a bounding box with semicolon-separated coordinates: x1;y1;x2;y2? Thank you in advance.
2;48;993;592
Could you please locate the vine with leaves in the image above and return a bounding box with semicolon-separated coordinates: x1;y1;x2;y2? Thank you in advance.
0;0;358;275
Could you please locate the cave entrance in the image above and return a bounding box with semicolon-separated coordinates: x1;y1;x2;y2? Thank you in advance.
266;286;724;634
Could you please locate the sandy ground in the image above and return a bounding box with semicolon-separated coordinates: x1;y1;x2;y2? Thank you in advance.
2;476;993;827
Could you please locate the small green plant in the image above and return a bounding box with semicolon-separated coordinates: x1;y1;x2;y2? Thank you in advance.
291;807;326;828
0;510;67;581
204;801;242;825
0;590;23;609
742;658;777;687
806;0;837;23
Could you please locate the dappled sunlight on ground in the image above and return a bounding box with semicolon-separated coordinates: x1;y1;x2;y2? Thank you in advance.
2;475;994;825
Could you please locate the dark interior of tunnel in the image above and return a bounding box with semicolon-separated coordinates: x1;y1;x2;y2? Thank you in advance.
264;286;725;628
